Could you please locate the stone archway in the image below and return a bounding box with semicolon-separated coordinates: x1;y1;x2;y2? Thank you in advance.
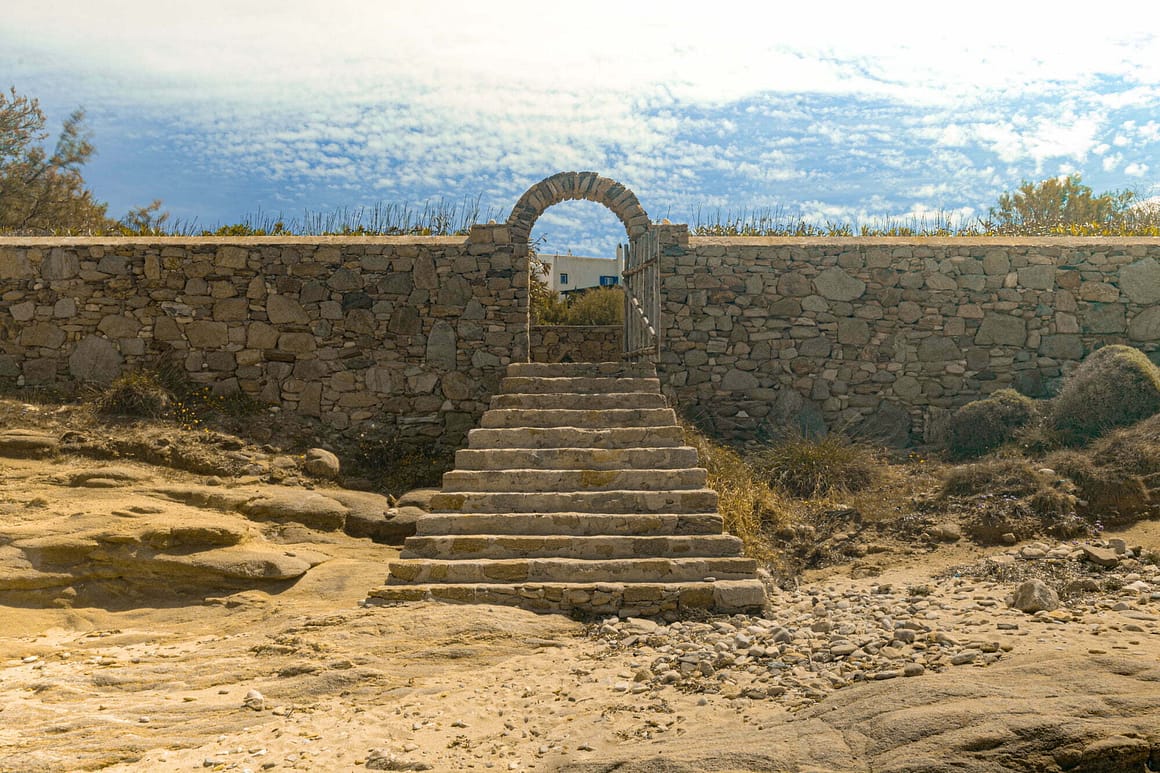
506;171;650;248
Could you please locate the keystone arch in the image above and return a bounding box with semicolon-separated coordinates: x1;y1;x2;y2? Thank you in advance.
506;171;650;249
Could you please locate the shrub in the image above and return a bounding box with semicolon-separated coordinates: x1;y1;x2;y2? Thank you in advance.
682;423;787;564
1050;345;1160;444
754;434;875;498
940;458;1047;499
946;389;1038;459
92;370;172;418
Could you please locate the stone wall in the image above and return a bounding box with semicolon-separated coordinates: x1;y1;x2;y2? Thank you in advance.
529;325;622;363
657;233;1160;444
0;226;525;446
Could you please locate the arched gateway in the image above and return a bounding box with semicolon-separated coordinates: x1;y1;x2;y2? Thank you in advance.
509;172;661;360
505;171;650;249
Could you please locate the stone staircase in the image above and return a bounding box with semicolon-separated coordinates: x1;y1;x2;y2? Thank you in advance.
367;362;767;618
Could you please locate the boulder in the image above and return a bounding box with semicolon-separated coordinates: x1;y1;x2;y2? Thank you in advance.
1011;578;1059;613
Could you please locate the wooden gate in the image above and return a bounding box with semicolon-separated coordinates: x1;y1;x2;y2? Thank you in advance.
620;228;661;361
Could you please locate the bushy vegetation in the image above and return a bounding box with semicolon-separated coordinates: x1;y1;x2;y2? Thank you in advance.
753;434;876;499
946;389;1038;460
1049;345;1160;445
682;423;787;564
91;370;171;418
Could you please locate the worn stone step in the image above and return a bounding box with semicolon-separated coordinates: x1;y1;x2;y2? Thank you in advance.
499;376;661;395
481;408;676;429
366;579;767;615
441;468;707;493
429;488;719;514
490;392;667;410
467;426;685;449
401;534;744;560
386;556;758;584
413;512;725;537
454;446;701;471
507;362;656;379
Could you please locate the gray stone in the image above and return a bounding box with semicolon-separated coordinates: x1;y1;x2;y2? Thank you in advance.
98;315;141;339
1080;282;1119;302
925;273;958;291
0;248;33;278
212;298;248;322
41;249;79;280
721;369;759;391
267;295;310;325
1081;304;1125;334
389;307;421;335
327;267;363;292
247;322;279;349
1081;545;1119;568
413;257;438;289
814;267;866;301
893;375;921;400
437;275;474;306
838;318;871;345
975;314;1026;346
425;321;457;369
982;251;1010;275
1011;579;1059;613
441;371;474;401
9;301;34;322
1128;307;1160;341
68;336;122;383
852;402;911;447
186;321;228;348
917;336;961;362
240;490;349;531
1017;265;1055;290
777;272;812;297
278;333;316;354
1119;258;1160;304
20;323;65;349
1038;335;1083;360
303;448;341;479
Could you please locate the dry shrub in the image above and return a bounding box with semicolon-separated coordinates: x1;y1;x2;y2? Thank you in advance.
754;434;876;498
946;389;1038;459
682;423;788;564
1050;345;1160;444
1046;414;1160;524
92;370;171;418
941;458;1047;498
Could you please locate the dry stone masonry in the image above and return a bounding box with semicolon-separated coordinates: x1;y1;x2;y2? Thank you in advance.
2;173;1160;451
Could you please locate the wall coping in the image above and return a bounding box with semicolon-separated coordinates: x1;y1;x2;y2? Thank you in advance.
0;235;469;247
687;235;1160;247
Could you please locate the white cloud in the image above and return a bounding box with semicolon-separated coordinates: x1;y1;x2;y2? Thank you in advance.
1125;162;1150;176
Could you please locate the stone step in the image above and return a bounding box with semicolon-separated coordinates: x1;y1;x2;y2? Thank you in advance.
467;426;685;449
386;556;758;584
366;579;767;616
441;468;707;493
401;534;744;560
429;489;718;514
499;376;661;395
454;446;701;471
507;362;656;379
414;512;725;537
490;392;667;410
480;408;677;429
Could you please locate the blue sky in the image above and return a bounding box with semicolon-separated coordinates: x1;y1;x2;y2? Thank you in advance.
5;1;1160;255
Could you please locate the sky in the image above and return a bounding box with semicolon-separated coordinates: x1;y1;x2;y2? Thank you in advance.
5;1;1160;256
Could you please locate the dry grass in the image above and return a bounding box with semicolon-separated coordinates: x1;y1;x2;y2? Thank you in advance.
1050;345;1160;445
946;389;1038;460
753;434;877;499
682;423;788;564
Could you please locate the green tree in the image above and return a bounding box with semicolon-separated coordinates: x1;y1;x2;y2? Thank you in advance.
988;174;1135;232
0;86;113;233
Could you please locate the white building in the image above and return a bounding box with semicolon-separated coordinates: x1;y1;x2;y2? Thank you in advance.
536;252;623;297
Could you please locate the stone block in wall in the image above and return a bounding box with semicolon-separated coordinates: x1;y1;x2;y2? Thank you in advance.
425;321;457;369
267;295;310;325
1081;304;1126;334
9;301;35;322
23;358;58;385
975;314;1026;346
1080;282;1119;302
918;336;962;362
42;249;79;280
68;336;122;383
1038;334;1083;360
1017;264;1055;290
0;248;33;278
1129;307;1160;341
814;267;866;301
1119;258;1160;304
186;321;228;348
20;323;66;349
389;306;421;335
278;333;316;354
982;251;1010;275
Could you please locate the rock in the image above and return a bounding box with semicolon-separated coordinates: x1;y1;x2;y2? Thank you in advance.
1011;579;1059;613
975;314;1026;346
814;267;866;301
396;488;440;510
243;689;265;710
240;491;350;531
68;335;123;383
425;320;457;370
1081;545;1120;568
163;548;315;580
0;430;59;458
1119;258;1160;304
365;750;433;770
927;523;961;543
303;448;341;479
344;505;423;545
1128;306;1160;341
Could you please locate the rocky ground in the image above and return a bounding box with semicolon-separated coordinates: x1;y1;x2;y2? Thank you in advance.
1;398;1159;772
